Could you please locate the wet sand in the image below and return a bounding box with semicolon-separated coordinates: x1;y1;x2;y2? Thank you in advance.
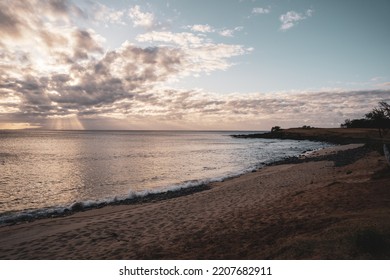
0;144;389;259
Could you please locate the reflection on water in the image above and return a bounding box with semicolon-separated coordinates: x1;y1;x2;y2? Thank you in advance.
0;130;331;214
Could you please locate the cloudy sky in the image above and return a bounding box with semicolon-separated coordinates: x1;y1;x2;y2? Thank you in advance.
0;0;389;130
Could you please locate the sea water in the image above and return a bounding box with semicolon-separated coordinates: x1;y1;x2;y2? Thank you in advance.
0;130;332;223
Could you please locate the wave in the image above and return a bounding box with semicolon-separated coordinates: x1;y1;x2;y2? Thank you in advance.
0;165;261;226
0;138;334;226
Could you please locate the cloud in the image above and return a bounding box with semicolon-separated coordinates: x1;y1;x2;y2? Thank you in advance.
137;31;204;47
305;9;314;17
184;24;243;37
187;24;214;33
0;7;22;38
0;0;104;68
0;0;251;129
219;27;243;37
280;9;313;31
3;1;383;130
2;54;389;130
252;7;270;14
74;29;104;53
0;42;186;125
0;0;85;33
0;0;253;130
128;5;156;29
218;90;390;128
92;3;126;26
219;29;234;37
136;31;251;75
45;0;71;16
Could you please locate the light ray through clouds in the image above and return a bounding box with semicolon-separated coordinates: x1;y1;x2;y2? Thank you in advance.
47;114;84;130
0;0;389;130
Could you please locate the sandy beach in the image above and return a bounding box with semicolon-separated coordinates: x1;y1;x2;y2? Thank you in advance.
0;140;389;259
1;0;389;264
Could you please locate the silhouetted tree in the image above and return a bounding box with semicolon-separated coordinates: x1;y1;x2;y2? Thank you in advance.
340;101;390;134
365;101;390;166
365;101;390;138
341;118;375;129
340;101;390;166
341;119;352;128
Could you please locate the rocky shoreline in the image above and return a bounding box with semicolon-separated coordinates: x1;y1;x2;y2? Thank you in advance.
267;144;371;167
232;127;383;145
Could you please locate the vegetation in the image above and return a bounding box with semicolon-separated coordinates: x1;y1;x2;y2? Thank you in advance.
341;101;390;138
271;126;281;133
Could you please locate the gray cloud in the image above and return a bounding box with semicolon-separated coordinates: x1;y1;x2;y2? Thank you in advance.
74;30;103;53
46;0;71;15
0;1;251;129
2;63;390;129
0;0;78;40
0;8;22;38
1;1;388;130
139;89;390;129
0;41;187;123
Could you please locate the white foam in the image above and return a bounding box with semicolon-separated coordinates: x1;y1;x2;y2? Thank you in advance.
0;139;333;226
0;167;260;226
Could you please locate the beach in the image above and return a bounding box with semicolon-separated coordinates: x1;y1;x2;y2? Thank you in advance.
1;0;389;265
0;139;389;259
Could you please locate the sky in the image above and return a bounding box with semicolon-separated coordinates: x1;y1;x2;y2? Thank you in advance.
0;0;389;130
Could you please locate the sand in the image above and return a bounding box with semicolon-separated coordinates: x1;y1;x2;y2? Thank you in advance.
0;144;389;259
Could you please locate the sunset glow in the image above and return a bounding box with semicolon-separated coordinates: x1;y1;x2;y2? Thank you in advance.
0;0;389;130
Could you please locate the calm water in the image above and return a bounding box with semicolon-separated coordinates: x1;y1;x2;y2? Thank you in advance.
0;130;331;222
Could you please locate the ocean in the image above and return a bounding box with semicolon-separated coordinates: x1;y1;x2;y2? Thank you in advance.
0;130;331;224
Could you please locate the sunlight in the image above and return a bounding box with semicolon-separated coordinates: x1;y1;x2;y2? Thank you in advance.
0;123;41;130
47;115;85;130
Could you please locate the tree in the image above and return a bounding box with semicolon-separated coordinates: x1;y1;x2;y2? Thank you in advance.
341;118;374;129
365;101;390;138
271;126;281;133
340;101;390;133
341;119;352;128
365;101;390;167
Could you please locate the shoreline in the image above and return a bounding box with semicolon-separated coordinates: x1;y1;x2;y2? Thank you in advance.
0;138;331;227
0;183;213;227
232;127;384;145
0;130;389;259
0;142;351;227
